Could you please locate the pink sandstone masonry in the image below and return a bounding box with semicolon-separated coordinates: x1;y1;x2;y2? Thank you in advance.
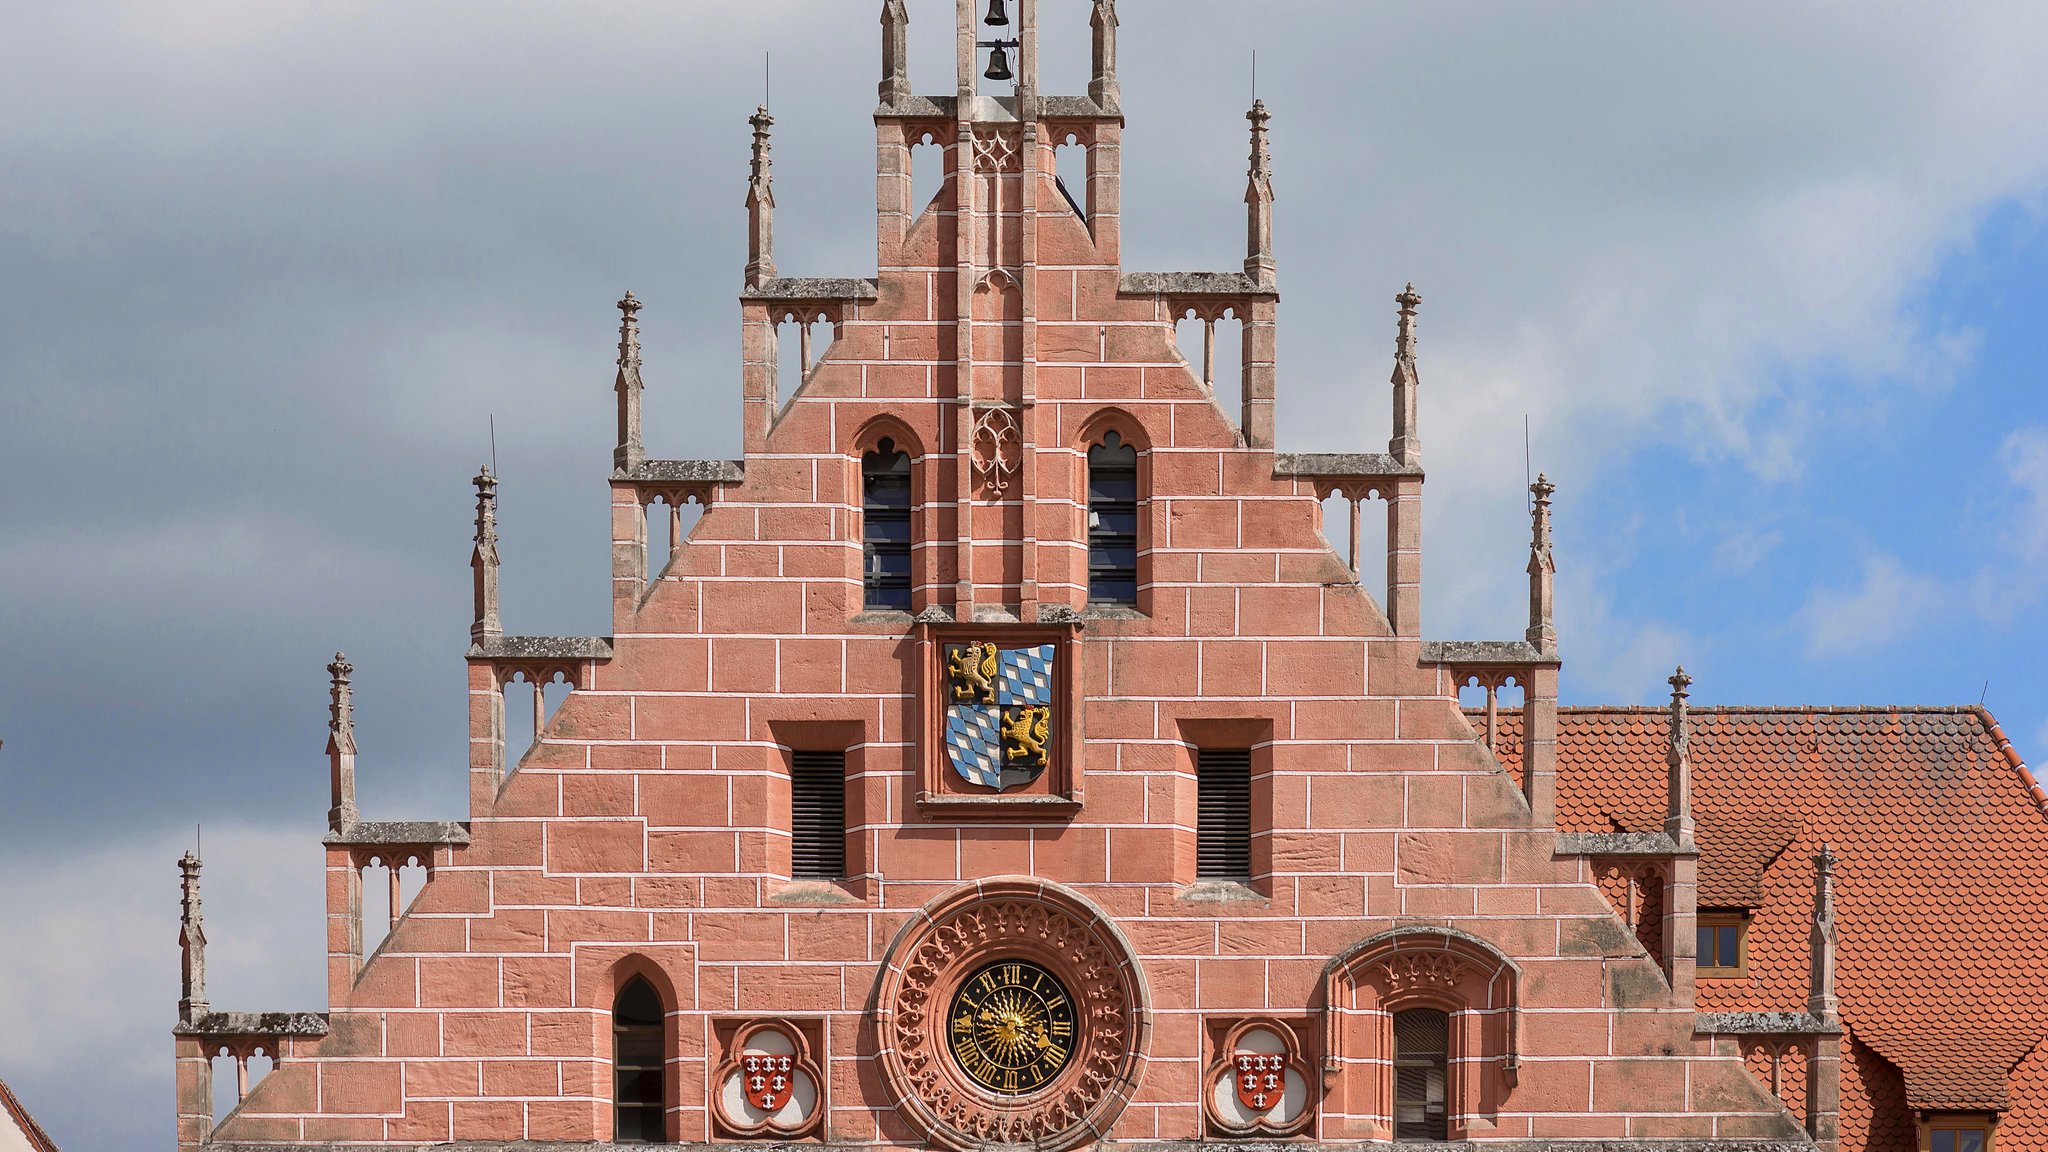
173;2;1818;1149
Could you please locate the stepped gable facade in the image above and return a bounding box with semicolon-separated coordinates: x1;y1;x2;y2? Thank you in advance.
170;4;2040;1152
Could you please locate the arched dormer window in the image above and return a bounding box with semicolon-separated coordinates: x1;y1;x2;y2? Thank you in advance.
863;439;913;611
1393;1008;1450;1140
1087;431;1139;606
613;976;668;1142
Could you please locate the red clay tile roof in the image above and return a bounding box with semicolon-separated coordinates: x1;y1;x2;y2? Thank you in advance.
0;1077;60;1152
1499;705;2048;1115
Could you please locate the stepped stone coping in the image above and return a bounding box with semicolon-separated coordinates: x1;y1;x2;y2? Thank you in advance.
1698;1012;1845;1037
1422;640;1559;665
1275;452;1425;480
174;1012;328;1039
876;94;1118;119
619;460;745;484
1120;271;1275;297
1557;832;1698;859
740;277;879;301
466;636;614;661
322;821;470;847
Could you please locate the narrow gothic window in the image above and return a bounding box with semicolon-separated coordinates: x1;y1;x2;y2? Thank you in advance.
862;440;913;611
791;750;847;880
613;977;667;1142
1196;747;1252;880
1393;1008;1450;1141
1087;432;1139;606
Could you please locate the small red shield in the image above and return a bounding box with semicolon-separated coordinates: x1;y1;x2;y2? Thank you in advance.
742;1052;796;1112
1233;1051;1286;1113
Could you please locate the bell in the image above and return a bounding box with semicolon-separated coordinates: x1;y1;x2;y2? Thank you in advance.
984;0;1009;26
984;44;1014;82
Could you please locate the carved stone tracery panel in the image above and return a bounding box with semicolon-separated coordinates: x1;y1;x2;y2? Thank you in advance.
875;879;1147;1151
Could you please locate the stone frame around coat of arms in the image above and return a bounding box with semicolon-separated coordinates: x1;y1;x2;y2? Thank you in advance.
915;623;1083;818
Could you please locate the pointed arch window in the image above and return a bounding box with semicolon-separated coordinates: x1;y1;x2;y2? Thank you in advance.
1392;1008;1449;1141
863;439;913;611
614;976;668;1142
1087;431;1139;606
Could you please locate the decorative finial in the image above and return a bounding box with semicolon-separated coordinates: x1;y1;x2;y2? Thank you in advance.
473;467;498;548
1530;474;1556;551
747;107;777;289
1244;100;1277;288
1396;283;1421;362
327;651;356;754
1667;666;1692;758
471;467;502;643
1525;473;1558;654
614;293;646;472
1810;842;1840;1018
749;106;775;175
178;850;208;1022
1665;664;1696;845
327;651;358;831
617;292;642;364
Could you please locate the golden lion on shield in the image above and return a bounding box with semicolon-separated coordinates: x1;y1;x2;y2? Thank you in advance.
948;642;998;705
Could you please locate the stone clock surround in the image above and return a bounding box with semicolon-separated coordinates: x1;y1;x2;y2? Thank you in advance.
872;878;1152;1152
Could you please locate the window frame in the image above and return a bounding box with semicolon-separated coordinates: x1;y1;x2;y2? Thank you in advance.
612;975;670;1143
1391;1007;1451;1142
1924;1115;1996;1152
1696;909;1750;978
860;437;916;613
1073;417;1148;613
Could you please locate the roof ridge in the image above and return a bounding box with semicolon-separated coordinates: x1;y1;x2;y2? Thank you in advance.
1976;705;2048;818
0;1076;60;1152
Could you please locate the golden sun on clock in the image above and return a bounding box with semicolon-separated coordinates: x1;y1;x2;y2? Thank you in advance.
947;959;1078;1095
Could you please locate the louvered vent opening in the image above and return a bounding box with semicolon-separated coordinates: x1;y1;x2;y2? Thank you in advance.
1196;747;1252;880
791;751;847;881
1392;1008;1449;1142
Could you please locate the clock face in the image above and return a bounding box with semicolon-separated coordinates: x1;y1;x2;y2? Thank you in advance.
947;959;1077;1095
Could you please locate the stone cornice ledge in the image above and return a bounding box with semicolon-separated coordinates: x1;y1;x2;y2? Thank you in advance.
1121;271;1276;298
617;459;745;485
174;1012;329;1038
1276;452;1425;481
741;277;880;301
322;821;471;847
1557;832;1700;859
1697;1011;1845;1036
203;1131;1810;1139
467;636;615;661
1422;640;1560;666
205;1142;1818;1152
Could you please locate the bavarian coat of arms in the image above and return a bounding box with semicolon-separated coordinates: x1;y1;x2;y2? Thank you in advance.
943;641;1056;790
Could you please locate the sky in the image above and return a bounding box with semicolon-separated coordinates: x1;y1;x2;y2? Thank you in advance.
1;0;2045;1146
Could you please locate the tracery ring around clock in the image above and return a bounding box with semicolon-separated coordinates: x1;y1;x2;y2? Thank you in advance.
874;878;1150;1151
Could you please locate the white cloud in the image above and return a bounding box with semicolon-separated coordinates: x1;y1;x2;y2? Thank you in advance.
2000;426;2048;562
1799;555;1947;658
